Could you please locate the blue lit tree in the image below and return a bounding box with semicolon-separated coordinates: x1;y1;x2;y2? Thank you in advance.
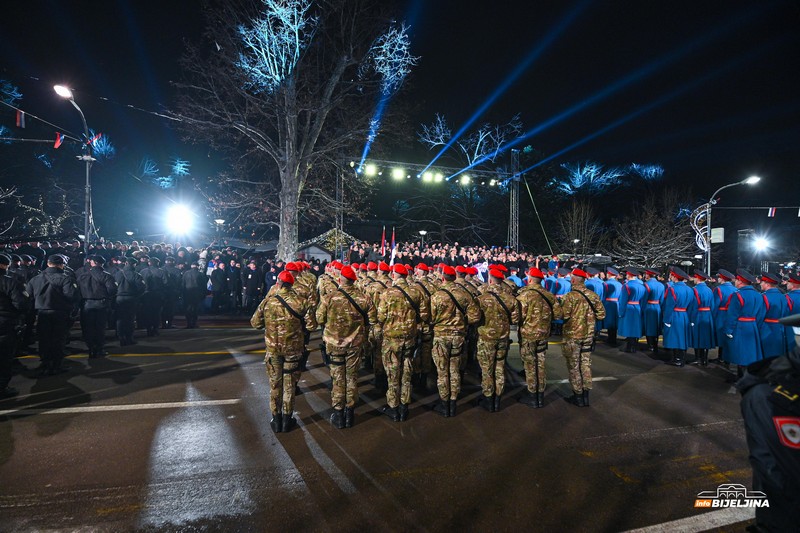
174;0;416;258
553;162;626;196
418;114;522;169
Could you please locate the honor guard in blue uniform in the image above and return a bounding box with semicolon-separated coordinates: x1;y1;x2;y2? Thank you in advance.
688;271;716;366
711;269;737;364
602;267;622;346
759;272;792;358
618;268;646;353
785;273;800;349
663;267;694;367
643;269;665;354
724;269;766;375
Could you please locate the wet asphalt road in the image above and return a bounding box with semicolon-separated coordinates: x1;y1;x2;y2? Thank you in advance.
0;316;754;532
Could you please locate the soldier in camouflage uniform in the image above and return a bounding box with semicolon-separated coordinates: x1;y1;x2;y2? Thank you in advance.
250;270;317;433
560;268;606;407
475;268;521;412
517;267;560;408
378;264;430;421
363;262;391;389
317;261;340;300
430;265;481;417
411;263;436;390
316;265;377;429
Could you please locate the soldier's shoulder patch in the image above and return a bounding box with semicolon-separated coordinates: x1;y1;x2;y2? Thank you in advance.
773;416;800;449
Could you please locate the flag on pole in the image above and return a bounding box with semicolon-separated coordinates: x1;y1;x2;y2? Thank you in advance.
390;227;397;265
767;207;776;218
381;226;386;257
15;110;25;128
54;132;64;149
86;132;102;146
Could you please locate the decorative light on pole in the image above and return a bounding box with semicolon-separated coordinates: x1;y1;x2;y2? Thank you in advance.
418;229;427;248
54;85;94;256
704;176;760;276
214;218;225;243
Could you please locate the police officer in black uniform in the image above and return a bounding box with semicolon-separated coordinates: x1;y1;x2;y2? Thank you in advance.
182;261;208;328
139;257;168;336
114;257;145;346
242;259;263;314
161;257;182;329
737;313;800;532
76;255;118;357
0;253;31;397
26;255;79;375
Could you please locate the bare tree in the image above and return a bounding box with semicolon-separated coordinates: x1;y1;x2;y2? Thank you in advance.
554;200;606;256
172;0;416;260
418;114;522;168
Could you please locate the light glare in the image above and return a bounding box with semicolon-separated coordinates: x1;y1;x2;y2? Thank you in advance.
54;85;73;99
166;205;194;234
422;171;433;182
391;168;405;180
744;176;761;185
754;237;769;252
364;163;378;177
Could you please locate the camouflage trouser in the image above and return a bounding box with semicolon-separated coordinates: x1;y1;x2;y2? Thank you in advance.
520;338;549;393
368;326;385;375
432;335;465;401
328;346;363;410
476;337;510;397
412;329;434;374
265;352;302;415
562;337;594;394
461;326;478;371
382;337;415;407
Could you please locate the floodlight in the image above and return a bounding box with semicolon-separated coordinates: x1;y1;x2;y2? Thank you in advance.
422;171;433;182
434;172;443;183
166;205;194;234
489;179;497;186
460;175;471;185
744;176;761;185
364;163;378;177
754;237;769;252
392;168;405;180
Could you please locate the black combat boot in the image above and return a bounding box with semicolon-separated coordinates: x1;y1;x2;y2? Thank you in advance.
270;412;283;433
344;407;354;428
493;394;502;412
282;414;297;432
398;404;409;421
565;391;585;407
665;350;685;367
382;405;400;422
433;399;450;418
699;349;708;367
330;409;345;429
449;399;458;417
536;392;544;408
518;390;539;407
478;394;493;412
606;328;618;347
582;390;590;407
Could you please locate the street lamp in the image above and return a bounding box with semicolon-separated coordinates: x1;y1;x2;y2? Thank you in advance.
419;230;427;248
54;85;94;256
214;218;225;243
705;176;760;275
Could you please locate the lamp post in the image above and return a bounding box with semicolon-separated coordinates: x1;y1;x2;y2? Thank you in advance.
419;230;427;249
214;219;225;244
705;176;760;276
54;85;94;256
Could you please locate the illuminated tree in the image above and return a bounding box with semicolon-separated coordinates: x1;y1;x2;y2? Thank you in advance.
418;114;522;168
554;162;625;196
173;0;416;259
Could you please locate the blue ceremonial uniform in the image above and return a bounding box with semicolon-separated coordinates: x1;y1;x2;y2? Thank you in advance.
787;289;800;350
712;282;737;357
544;275;558;294
586;277;605;333
602;278;622;330
724;286;766;366
618;279;646;338
643;279;665;337
662;282;693;350
760;288;791;358
554;277;571;299
689;283;717;349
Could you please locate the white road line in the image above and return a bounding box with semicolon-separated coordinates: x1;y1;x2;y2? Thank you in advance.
546;376;619;384
622;507;755;533
0;399;240;416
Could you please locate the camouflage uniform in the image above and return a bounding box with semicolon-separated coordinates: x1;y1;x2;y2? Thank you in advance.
316;281;377;426
295;269;320;309
475;282;520;410
377;277;430;417
560;278;606;405
363;275;390;376
250;285;316;431
430;280;481;413
411;276;436;376
517;284;560;395
455;276;480;368
317;272;339;300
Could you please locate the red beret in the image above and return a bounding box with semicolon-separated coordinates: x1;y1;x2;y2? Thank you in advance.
392;264;408;275
492;264;508;272
358;263;368;271
278;271;295;284
340;266;357;281
442;265;456;276
285;262;300;272
467;267;478;276
351;263;360;269
489;268;504;279
378;261;391;272
367;261;378;271
527;267;545;279
571;268;589;278
333;262;343;271
415;263;429;272
455;265;467;274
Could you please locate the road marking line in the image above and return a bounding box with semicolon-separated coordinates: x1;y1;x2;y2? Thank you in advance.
622;507;754;532
0;399;240;416
585;420;743;442
546;376;618;384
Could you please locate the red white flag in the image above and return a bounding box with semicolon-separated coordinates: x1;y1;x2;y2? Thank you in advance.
54;132;64;149
380;226;386;256
767;207;776;218
15;110;25;128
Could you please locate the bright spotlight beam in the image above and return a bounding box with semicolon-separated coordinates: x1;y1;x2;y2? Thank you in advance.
166;205;194;234
420;0;590;175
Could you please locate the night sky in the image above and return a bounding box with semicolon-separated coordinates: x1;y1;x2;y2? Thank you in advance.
2;0;799;236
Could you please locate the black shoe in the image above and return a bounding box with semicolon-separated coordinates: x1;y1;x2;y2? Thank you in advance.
330;409;345;429
270;414;283;433
493;395;502;412
519;391;539;407
449;399;457;417
433;399;450;418
0;386;19;399
478;395;493;412
344;407;354;428
35;362;50;377
565;393;585;407
398;404;409;422
665;358;684;367
536;392;544;408
582;390;590;407
48;363;68;375
382;406;400;422
281;414;297;433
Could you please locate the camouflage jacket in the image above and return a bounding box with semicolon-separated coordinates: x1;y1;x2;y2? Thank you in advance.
317;273;339;300
430;281;481;336
378;277;431;340
477;283;521;341
250;286;316;356
455;277;480;299
295;271;320;309
316;283;377;351
517;284;560;340
561;281;606;339
364;275;391;309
